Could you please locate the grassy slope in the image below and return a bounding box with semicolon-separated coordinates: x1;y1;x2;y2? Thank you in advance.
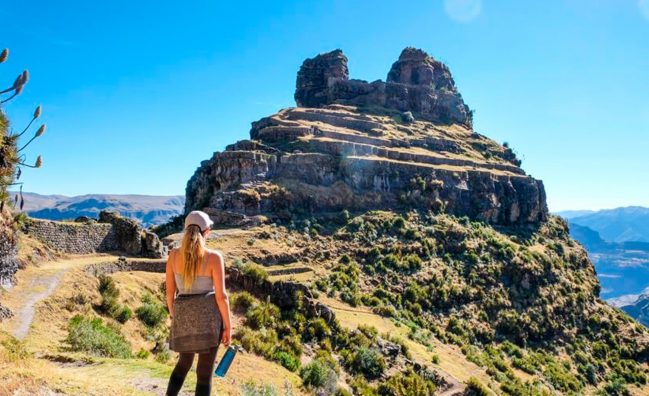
202;211;649;395
0;251;304;395
2;210;648;395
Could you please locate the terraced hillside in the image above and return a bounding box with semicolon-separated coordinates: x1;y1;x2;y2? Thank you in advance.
185;48;547;228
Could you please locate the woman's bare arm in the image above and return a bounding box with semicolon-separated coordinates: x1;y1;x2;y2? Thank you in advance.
165;249;177;317
211;250;232;345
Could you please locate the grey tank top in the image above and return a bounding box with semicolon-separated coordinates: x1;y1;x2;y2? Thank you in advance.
174;251;215;295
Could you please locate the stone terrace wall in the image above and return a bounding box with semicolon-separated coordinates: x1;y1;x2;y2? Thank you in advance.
22;218;119;254
0;207;18;287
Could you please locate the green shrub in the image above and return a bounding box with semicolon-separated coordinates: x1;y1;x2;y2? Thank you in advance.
246;299;280;330
377;368;436;395
235;327;278;358
347;346;386;379
114;306;133;323
300;359;338;390
399;254;422;272
65;315;131;358
392;216;406;229
276;335;303;358
543;361;583;393
97;275;118;299
339;254;352;264
135;294;167;327
232;291;257;314
305;318;332;341
598;374;631;396
96;275;132;323
241;262;269;285
273;350;300;372
511;357;536;374
340;290;361;307
465;377;490;396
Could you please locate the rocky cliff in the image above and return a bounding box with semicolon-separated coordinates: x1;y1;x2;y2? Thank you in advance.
185;47;547;226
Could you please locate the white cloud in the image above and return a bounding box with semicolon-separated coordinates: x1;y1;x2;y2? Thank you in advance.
444;0;482;23
640;0;649;21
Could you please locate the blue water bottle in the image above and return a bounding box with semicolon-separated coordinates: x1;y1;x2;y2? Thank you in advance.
214;345;239;377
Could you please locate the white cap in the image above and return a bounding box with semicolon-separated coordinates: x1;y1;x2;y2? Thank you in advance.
184;210;214;232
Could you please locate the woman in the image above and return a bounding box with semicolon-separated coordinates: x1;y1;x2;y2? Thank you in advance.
165;210;232;396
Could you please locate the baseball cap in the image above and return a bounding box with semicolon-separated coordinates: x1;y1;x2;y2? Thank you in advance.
184;210;214;232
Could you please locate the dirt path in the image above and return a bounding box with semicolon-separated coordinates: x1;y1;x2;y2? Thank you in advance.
12;268;66;339
0;254;119;340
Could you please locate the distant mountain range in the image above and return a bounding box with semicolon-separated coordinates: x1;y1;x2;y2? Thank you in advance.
609;288;649;328
558;206;649;243
11;192;185;227
557;206;649;326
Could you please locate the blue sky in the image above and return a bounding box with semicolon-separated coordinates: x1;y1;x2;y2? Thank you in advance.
2;0;648;211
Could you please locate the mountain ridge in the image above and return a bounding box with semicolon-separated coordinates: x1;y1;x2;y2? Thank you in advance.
559;206;649;243
10;192;184;227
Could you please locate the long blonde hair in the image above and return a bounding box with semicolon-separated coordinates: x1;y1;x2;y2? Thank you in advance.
179;224;206;291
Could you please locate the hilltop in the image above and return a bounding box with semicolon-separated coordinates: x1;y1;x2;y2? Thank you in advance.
177;48;648;394
185;48;547;228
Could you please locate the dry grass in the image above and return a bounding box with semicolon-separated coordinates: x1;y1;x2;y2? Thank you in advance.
0;253;307;395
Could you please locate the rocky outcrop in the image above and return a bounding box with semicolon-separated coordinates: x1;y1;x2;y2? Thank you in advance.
185;47;548;226
295;47;472;127
227;266;336;324
295;49;349;108
23;211;167;258
0;206;18;287
97;210;167;258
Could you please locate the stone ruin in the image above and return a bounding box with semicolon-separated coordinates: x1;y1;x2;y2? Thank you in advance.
22;210;167;258
184;47;547;226
295;47;472;127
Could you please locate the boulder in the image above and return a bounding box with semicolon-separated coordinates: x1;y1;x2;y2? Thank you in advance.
98;210;166;258
99;210;142;255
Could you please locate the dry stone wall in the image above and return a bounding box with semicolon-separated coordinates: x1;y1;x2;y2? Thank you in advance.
22;218;118;254
0;207;18;287
22;210;167;258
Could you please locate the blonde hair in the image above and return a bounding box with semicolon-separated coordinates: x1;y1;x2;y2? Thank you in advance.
179;224;206;291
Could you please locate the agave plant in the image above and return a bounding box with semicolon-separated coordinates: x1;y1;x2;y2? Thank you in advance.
0;48;45;209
